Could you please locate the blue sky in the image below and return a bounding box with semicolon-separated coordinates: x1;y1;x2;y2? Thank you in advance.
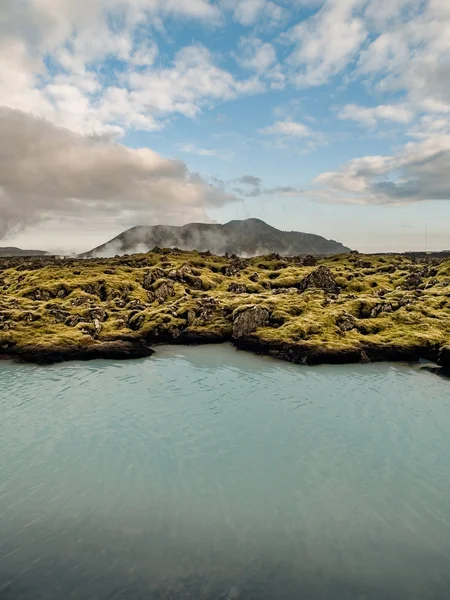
1;0;450;253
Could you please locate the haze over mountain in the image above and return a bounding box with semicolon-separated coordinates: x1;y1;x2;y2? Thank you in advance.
81;219;351;258
0;247;47;257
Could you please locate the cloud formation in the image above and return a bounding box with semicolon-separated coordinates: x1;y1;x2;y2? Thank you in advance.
313;136;450;205
338;104;414;127
0;109;236;240
1;0;450;252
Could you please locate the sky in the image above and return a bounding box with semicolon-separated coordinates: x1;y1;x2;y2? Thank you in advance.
1;0;450;254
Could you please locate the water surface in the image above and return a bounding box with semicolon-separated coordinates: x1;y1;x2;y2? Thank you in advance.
1;345;450;599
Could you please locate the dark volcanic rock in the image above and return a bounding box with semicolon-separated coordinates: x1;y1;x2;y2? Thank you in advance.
438;345;450;371
298;266;340;295
7;340;153;365
301;255;318;267
228;282;247;294
336;313;356;332
404;271;423;290
143;268;166;290
27;288;51;301
369;302;394;318
49;309;69;323
232;306;269;339
154;280;175;303
89;307;108;322
65;315;82;327
128;312;146;331
70;295;91;307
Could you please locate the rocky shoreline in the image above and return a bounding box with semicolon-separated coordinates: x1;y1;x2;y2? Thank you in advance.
2;330;449;378
1;249;450;375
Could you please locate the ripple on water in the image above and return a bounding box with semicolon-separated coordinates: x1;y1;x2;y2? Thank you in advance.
1;345;450;599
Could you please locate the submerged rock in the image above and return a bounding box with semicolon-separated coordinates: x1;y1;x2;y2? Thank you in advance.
232;305;269;339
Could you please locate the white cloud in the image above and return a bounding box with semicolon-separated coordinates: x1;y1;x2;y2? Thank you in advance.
357;0;450;114
313;134;450;205
0;109;236;248
338;103;414;127
223;0;285;26
238;38;277;72
176;143;233;160
259;119;315;137
0;0;260;139
285;0;367;87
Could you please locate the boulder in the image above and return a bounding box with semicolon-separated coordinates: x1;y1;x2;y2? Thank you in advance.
65;315;82;327
370;302;394;318
143;268;165;290
232;306;269;339
114;298;127;308
301;255;318;267
93;318;102;338
228;282;247;294
249;272;259;282
89;307;108;322
404;272;422;290
49;309;70;323
126;299;147;311
298;266;340;295
128;312;146;331
438;346;450;371
70;296;91;307
154;281;175;303
336;313;356;332
27;288;51;301
167;264;193;282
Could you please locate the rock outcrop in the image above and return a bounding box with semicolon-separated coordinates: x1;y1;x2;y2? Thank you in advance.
298;266;341;295
232;306;269;339
336;313;356;332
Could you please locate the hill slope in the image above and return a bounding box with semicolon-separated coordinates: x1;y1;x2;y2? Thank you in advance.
0;247;47;257
82;218;351;257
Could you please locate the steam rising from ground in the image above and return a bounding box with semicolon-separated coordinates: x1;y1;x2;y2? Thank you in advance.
85;220;349;258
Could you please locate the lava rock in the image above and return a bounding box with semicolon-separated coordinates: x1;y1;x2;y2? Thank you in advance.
336;313;356;332
228;282;247;294
154;280;175;303
89;307;108;322
232;306;269;339
298;266;341;295
65;315;82;327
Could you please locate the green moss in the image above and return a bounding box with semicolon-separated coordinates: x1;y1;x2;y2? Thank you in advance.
0;249;449;357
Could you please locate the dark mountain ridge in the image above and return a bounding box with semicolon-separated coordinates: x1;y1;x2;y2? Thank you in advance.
0;247;47;257
81;218;351;257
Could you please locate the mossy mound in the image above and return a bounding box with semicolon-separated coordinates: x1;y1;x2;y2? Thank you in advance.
0;250;449;365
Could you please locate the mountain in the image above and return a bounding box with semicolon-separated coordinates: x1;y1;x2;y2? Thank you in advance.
0;247;47;257
81;218;351;258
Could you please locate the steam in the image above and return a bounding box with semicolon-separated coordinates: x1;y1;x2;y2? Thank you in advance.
85;220;350;257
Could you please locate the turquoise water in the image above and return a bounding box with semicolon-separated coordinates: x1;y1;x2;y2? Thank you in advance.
1;345;450;599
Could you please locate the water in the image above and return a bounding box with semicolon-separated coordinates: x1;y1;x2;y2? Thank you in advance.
1;345;450;600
